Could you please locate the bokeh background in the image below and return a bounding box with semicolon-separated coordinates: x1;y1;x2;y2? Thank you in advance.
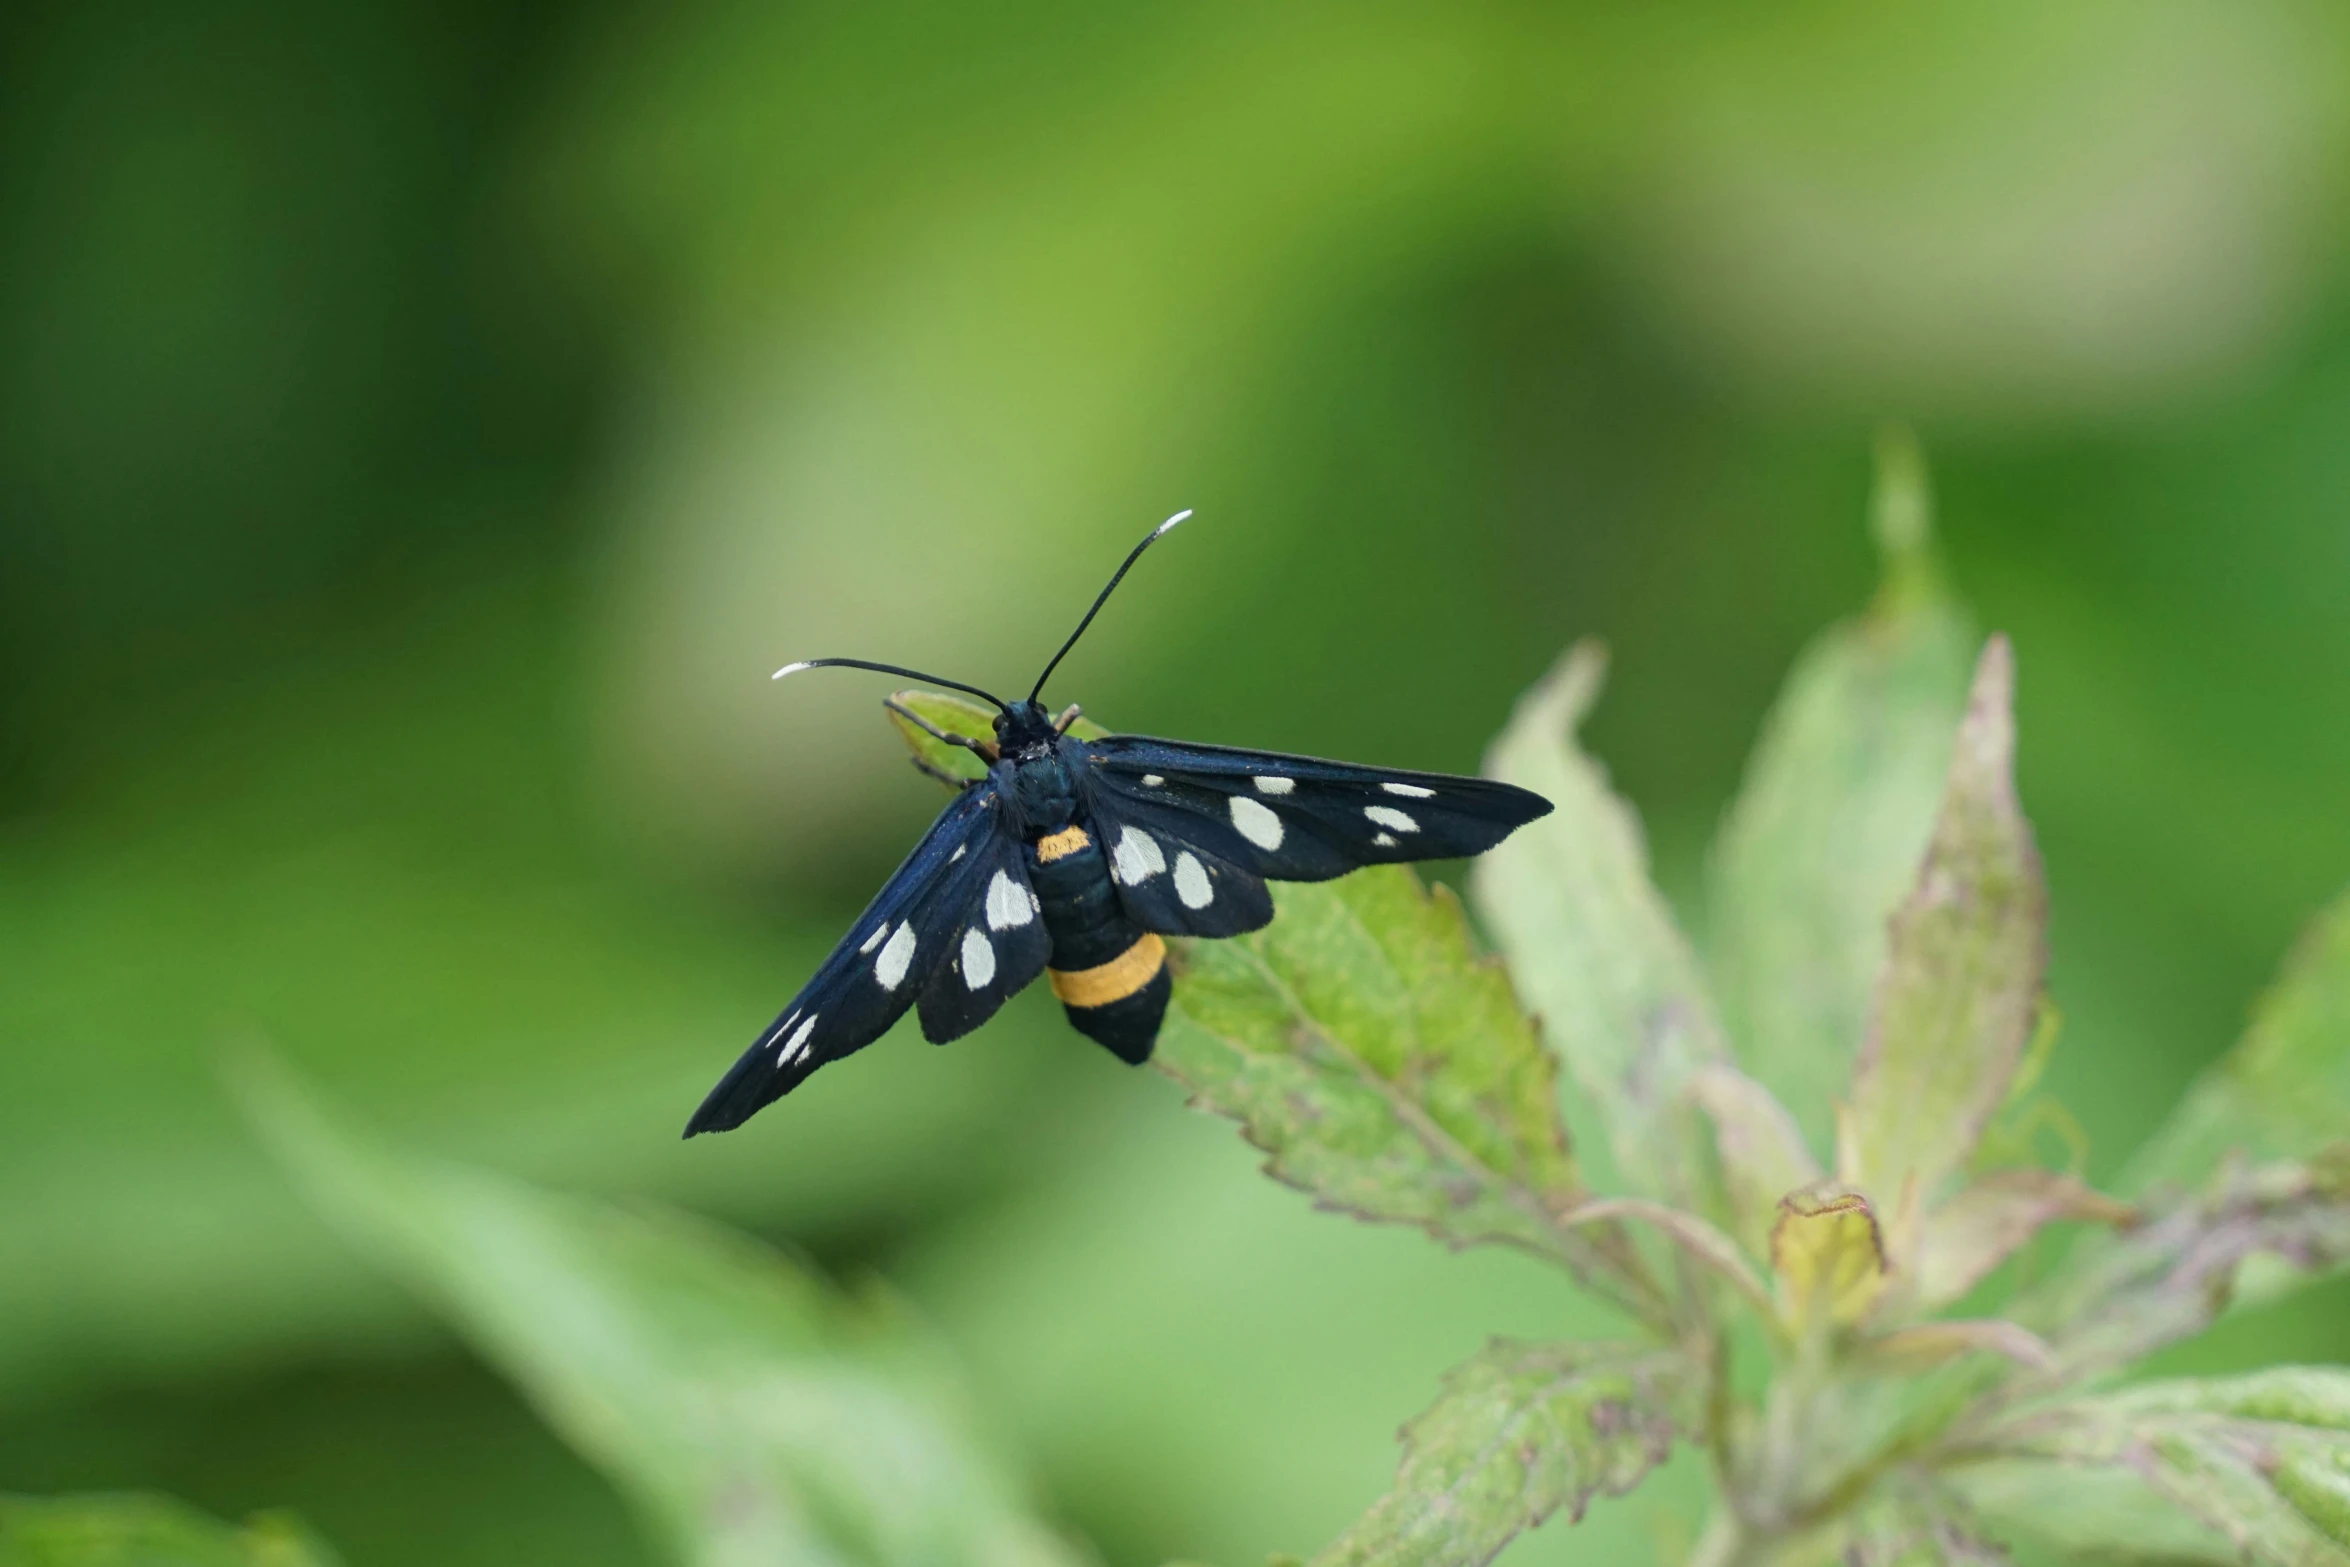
5;2;2350;1562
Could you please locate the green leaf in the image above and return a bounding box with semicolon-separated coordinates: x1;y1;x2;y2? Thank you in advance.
1826;1485;2015;1565
1979;1367;2350;1564
1911;1170;2132;1311
1689;1063;1822;1260
1769;1182;1889;1328
1308;1339;1702;1567
885;690;1108;787
1947;1459;2240;1563
1860;1318;2054;1375
1155;867;1664;1323
235;1058;1082;1567
0;1495;339;1567
1705;430;1976;1157
1839;636;2048;1222
2022;1154;2350;1381
1471;642;1730;1204
2127;890;2350;1196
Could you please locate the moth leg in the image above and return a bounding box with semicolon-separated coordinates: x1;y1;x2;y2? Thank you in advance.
908;755;974;790
1053;703;1083;734
885;696;991;755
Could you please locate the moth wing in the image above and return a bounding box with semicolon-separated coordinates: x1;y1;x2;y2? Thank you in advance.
1081;791;1274;938
915;838;1051;1043
1082;734;1552;884
686;783;1010;1135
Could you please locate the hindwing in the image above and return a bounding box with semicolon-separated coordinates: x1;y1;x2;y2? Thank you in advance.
686;783;1014;1135
1081;797;1274;938
1081;734;1550;888
915;836;1050;1042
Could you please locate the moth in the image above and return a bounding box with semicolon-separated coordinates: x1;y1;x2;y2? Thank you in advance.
687;511;1552;1135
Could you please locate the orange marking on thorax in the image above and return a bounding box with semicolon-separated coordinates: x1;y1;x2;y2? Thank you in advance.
1035;825;1091;863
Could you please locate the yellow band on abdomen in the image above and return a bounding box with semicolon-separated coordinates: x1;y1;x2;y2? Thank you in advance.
1048;933;1165;1009
1035;825;1091;863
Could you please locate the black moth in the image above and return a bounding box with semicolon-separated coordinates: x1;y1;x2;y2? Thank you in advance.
686;511;1553;1136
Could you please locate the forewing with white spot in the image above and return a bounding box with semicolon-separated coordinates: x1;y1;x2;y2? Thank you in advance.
1082;733;1551;887
1083;789;1273;938
688;782;1016;1134
916;838;1050;1043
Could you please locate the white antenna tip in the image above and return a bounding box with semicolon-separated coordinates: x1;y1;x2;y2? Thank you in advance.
773;661;813;680
1155;508;1194;536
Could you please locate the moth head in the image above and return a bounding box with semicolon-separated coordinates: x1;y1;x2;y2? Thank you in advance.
994;699;1060;753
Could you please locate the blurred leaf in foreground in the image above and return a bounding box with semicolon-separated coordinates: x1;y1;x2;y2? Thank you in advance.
236;1059;1082;1567
2125;888;2350;1196
1308;1339;1701;1567
1972;1367;2350;1563
0;1495;337;1567
1839;636;2046;1228
1473;642;1730;1204
1704;429;1975;1158
1156;866;1662;1324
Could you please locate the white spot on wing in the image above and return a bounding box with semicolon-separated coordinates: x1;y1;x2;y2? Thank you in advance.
1381;782;1436;798
779;1014;818;1063
858;926;887;954
1364;805;1420;833
1113;826;1166;884
985;869;1033;930
875;923;917;989
1174;852;1213;909
1373;832;1398;847
1141;774;1165;788
960;927;995;989
950;844;967;862
1229;794;1284;850
1252;775;1295;795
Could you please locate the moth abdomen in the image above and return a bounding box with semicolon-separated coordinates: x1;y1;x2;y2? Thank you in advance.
1028;826;1171;1063
1052;948;1170;1065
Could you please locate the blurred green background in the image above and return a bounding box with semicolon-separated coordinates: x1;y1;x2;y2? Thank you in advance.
4;2;2349;1562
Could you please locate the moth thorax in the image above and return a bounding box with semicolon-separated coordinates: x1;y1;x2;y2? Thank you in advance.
1009;752;1077;827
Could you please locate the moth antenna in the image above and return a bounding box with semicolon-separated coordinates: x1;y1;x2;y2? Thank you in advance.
774;657;1009;713
1028;508;1192;703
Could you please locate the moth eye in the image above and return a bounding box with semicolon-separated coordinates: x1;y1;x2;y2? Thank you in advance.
1363;805;1419;834
1228;795;1284;850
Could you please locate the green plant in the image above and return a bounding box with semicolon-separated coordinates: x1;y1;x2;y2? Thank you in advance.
899;434;2350;1564
11;438;2348;1567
